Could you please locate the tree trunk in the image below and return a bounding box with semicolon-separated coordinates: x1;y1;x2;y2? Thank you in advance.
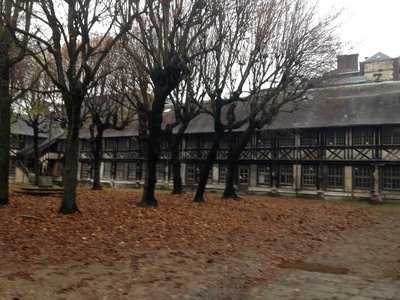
33;121;40;186
92;154;102;190
171;158;183;194
168;125;187;195
194;129;224;202
138;89;166;207
138;65;182;206
59;95;83;214
222;154;240;199
91;128;104;190
222;121;256;199
0;64;10;205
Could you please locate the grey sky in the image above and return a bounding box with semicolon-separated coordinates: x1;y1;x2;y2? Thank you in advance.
318;0;400;62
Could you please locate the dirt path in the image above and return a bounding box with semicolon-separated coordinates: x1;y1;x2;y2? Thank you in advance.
248;206;400;299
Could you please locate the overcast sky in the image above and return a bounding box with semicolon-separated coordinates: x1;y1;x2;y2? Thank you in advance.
318;0;400;62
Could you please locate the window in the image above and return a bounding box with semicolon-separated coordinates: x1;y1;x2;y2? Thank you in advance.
187;163;196;181
186;136;197;148
302;165;317;186
353;166;372;189
278;132;295;147
301;130;319;146
105;138;115;150
201;135;212;148
382;126;400;145
326;128;345;146
157;162;166;181
128;162;141;181
219;164;227;183
258;165;271;186
257;132;272;147
239;167;249;184
279;165;292;186
81;162;92;179
130;138;140;150
103;162;112;179
327;166;344;188
117;138;130;150
220;136;229;148
115;162;126;180
382;166;400;190
353;128;373;146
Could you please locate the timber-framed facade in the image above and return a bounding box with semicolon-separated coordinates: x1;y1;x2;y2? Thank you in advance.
10;53;400;201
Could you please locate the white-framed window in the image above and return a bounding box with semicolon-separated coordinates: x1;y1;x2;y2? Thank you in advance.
326;165;344;188
302;165;317;186
258;165;271;186
353;166;372;189
219;164;227;183
279;165;292;186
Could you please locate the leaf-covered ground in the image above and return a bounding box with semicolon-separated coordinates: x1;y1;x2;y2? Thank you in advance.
0;189;380;299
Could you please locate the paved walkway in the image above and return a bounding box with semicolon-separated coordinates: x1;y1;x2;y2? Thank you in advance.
249;269;400;299
248;209;400;300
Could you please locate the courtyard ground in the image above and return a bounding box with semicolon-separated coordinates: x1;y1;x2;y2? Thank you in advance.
0;188;398;299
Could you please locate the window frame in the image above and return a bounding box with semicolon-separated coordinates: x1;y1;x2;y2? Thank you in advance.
300;130;319;147
279;164;293;186
326;128;345;146
302;165;317;187
382;166;400;190
353;166;372;189
352;128;373;146
257;164;271;186
326;165;344;188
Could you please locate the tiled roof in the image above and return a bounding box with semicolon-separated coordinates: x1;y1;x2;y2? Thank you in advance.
364;52;392;63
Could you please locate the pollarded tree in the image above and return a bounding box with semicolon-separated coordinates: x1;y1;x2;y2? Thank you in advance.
123;0;219;206
193;0;340;202
15;1;143;213
193;0;272;202
222;0;341;199
0;0;33;205
164;68;206;194
84;72;136;190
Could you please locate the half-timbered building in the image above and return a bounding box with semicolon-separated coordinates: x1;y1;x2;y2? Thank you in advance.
11;53;400;200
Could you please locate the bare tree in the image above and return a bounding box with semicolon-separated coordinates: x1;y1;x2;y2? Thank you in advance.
13;56;53;186
84;74;136;190
0;0;33;205
193;0;340;202
193;0;266;202
123;0;218;206
14;1;142;213
164;68;206;194
221;0;340;199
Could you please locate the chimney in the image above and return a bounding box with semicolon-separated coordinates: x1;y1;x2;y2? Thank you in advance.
337;54;359;71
